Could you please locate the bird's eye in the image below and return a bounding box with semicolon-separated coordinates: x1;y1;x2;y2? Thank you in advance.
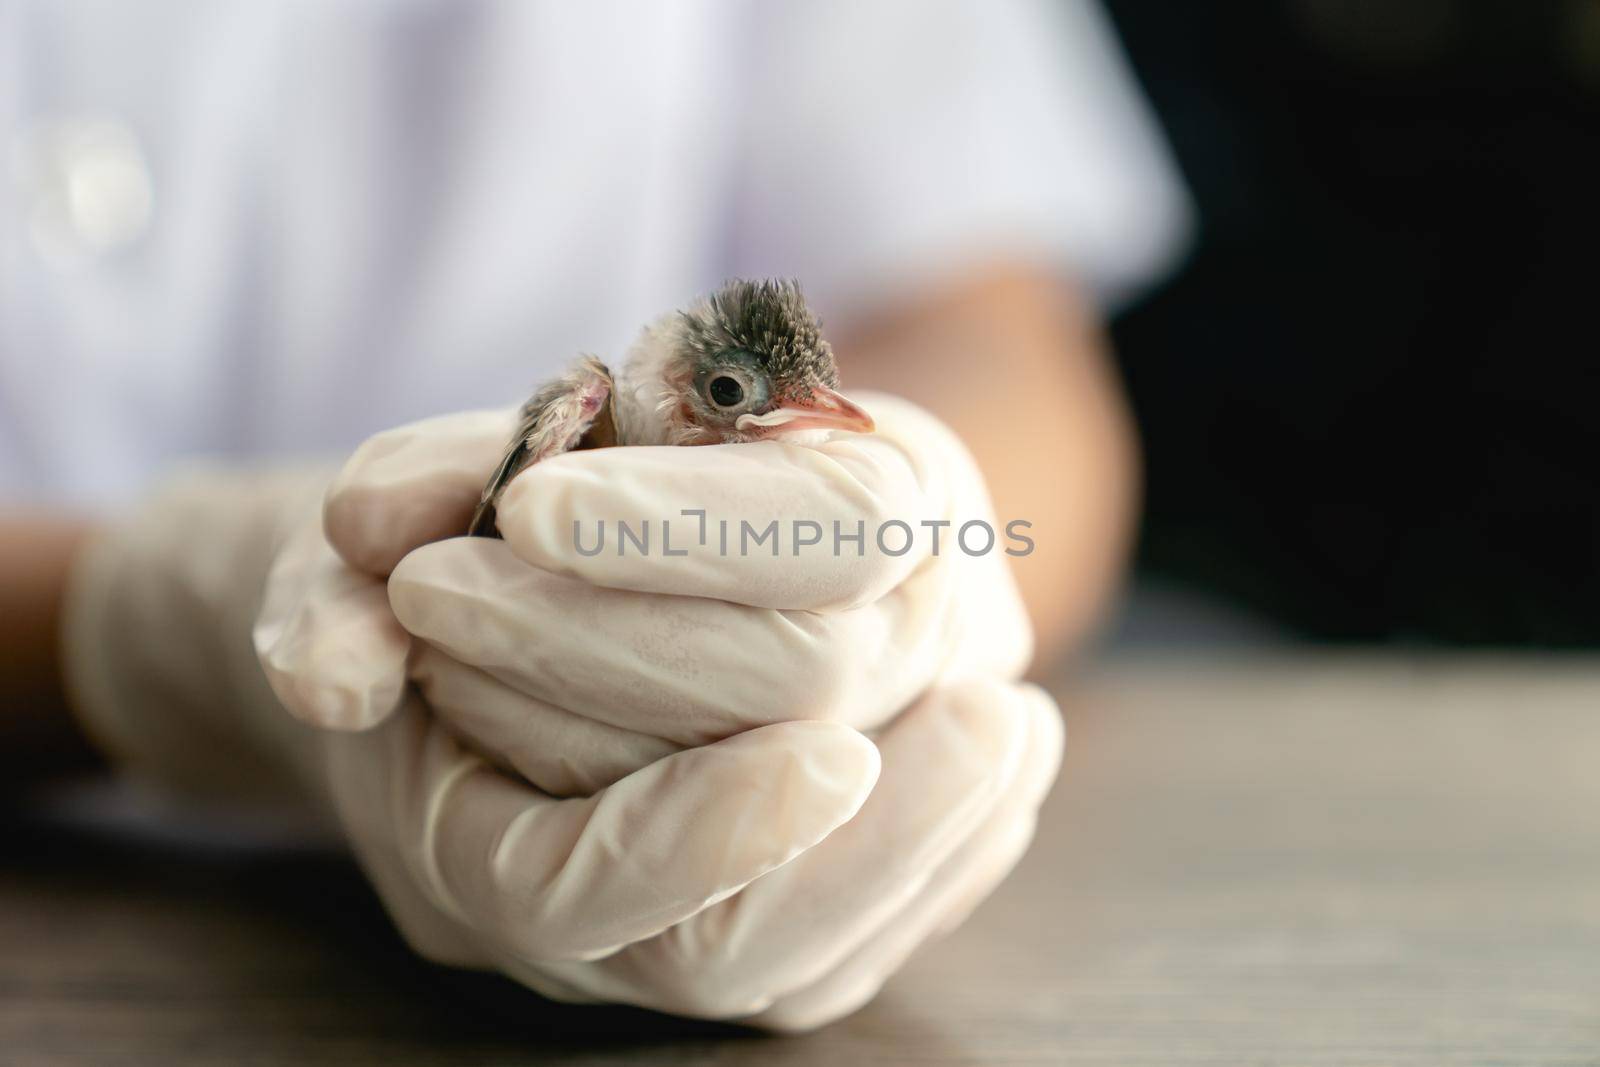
708;375;745;408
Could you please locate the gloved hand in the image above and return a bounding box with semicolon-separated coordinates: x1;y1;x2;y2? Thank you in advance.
61;454;914;1006
253;395;1063;1028
61;465;332;802
274;396;1034;750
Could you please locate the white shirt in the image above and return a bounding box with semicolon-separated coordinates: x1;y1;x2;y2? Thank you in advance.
0;0;1189;506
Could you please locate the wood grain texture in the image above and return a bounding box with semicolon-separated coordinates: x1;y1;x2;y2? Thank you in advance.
4;654;1600;1065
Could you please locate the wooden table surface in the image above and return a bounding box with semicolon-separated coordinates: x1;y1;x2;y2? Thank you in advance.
5;654;1600;1065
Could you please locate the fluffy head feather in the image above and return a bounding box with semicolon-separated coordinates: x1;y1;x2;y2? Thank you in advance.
676;279;839;397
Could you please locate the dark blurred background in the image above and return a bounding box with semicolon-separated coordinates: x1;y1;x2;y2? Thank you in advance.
1100;0;1599;645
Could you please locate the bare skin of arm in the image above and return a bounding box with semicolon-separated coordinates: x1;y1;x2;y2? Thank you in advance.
838;264;1139;666
0;515;102;785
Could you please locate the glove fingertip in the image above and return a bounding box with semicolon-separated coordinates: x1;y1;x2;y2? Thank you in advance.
755;720;883;828
253;603;409;732
322;410;516;577
262;656;403;732
322;486;404;576
1013;683;1067;805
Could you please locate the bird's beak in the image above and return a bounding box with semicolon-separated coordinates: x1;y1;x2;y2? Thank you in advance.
735;385;876;435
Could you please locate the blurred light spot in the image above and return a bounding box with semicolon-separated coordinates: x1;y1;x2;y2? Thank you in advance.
10;116;153;268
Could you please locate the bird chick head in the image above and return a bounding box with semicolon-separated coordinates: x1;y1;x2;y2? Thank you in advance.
666;279;874;444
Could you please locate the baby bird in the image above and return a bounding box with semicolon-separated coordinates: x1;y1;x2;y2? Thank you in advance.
468;279;875;536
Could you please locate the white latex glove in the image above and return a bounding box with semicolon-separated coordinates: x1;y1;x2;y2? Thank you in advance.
62;465;331;802
277;396;1033;752
254;396;1063;1028
59;457;927;1024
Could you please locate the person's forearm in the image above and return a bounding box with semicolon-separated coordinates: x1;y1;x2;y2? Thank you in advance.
0;515;104;784
839;265;1139;666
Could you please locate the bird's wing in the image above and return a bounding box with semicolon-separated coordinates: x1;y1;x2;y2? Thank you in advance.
467;356;615;537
